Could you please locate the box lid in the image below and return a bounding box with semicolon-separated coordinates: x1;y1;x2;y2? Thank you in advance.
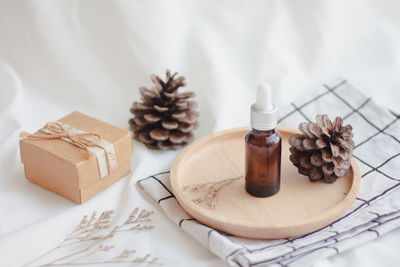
20;111;132;188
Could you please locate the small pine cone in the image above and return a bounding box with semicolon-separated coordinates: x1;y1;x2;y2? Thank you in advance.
129;70;199;150
289;114;354;183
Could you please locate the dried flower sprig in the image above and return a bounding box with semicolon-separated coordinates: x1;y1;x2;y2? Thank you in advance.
183;176;242;209
62;210;114;245
119;208;155;232
23;208;160;267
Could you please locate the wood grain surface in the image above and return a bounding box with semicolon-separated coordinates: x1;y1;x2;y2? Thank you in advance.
170;127;361;239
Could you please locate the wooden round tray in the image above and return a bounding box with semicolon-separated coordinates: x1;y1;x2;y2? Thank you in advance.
170;127;360;239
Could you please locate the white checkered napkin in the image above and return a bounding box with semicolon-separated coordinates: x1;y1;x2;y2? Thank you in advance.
138;78;400;267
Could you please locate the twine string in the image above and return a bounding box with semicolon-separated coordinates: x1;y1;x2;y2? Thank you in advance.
21;122;112;174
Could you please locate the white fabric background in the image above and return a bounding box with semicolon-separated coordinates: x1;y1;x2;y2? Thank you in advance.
1;1;400;266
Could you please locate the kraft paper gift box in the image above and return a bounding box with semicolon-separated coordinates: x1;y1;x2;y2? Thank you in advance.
19;111;133;203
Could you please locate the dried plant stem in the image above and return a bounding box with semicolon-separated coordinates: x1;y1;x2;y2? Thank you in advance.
41;248;159;266
22;247;59;267
22;237;99;267
22;210;114;267
183;176;242;209
60;247;100;266
23;208;158;267
40;259;160;266
58;237;103;248
40;245;95;267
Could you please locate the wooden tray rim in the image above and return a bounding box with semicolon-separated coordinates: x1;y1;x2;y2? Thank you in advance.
171;126;361;234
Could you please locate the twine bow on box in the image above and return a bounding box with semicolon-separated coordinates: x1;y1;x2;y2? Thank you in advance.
20;121;116;176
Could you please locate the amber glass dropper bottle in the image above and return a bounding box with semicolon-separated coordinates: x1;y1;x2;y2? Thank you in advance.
245;83;282;197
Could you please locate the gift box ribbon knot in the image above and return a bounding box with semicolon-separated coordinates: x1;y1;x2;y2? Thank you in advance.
20;121;118;178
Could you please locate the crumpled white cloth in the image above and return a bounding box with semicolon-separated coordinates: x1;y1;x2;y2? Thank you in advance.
139;79;400;267
1;1;400;267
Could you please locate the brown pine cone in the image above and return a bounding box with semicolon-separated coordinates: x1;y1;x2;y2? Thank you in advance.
288;114;354;183
129;70;199;150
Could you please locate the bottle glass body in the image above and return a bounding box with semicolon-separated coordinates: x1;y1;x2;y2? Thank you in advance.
245;128;282;197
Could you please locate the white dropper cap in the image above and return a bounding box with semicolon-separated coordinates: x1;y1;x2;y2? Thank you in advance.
250;83;277;131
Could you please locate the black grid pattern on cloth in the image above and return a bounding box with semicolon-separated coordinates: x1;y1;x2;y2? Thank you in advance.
138;79;400;267
138;171;176;204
